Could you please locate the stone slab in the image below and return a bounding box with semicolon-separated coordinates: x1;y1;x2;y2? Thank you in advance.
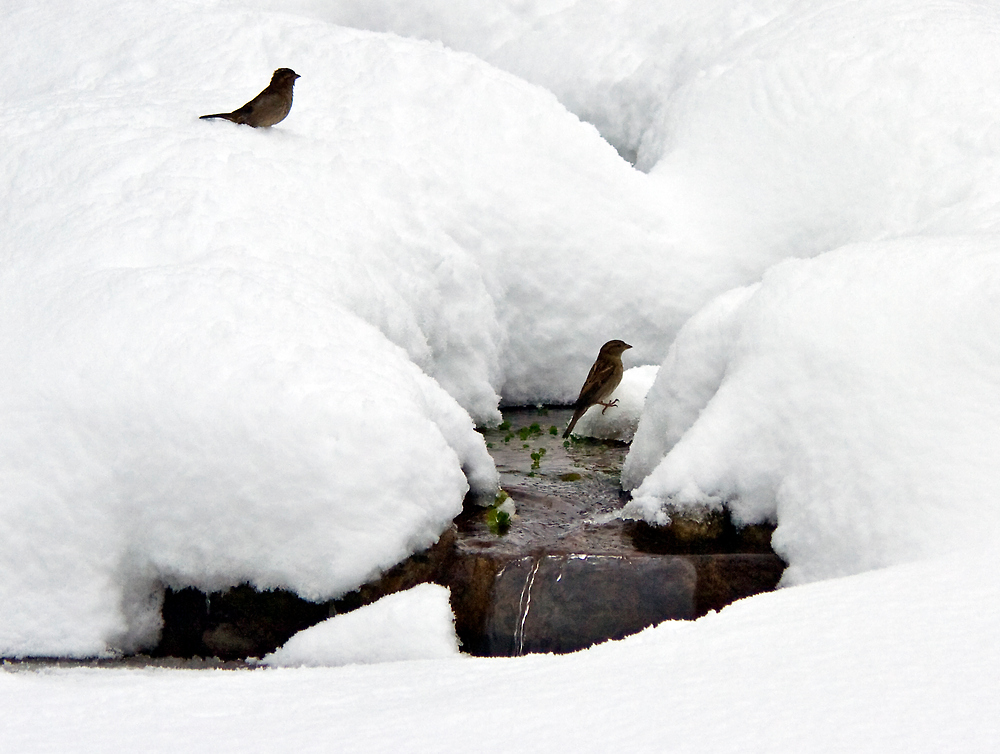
484;554;697;655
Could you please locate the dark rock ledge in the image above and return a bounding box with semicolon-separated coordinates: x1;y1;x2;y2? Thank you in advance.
4;407;783;666
148;406;783;661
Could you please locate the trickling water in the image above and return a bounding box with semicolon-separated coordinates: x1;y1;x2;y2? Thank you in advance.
513;558;541;656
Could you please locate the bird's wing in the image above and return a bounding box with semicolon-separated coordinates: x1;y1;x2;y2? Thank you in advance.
229;102;255;119
575;356;617;408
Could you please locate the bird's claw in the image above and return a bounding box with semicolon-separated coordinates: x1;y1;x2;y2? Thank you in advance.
599;399;619;415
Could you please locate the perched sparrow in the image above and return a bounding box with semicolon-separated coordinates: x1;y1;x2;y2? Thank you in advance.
200;68;300;127
563;340;632;438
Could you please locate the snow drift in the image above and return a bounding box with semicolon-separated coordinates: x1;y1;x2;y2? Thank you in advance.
263;584;460;667
625;238;1000;583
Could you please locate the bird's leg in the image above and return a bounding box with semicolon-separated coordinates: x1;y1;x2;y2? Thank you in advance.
599;399;619;414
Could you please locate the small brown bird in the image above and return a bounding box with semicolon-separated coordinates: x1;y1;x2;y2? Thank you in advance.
563;340;632;438
200;68;300;127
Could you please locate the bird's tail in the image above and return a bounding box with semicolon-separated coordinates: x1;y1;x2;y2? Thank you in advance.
199;113;238;122
562;408;585;439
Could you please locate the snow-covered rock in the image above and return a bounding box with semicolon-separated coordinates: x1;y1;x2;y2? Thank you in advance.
263;584;460;667
625;238;1000;584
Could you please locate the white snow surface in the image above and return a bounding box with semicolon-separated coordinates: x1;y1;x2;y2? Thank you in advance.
3;549;998;752
624;238;1000;583
265;0;1000;259
1;0;744;657
262;584;459;667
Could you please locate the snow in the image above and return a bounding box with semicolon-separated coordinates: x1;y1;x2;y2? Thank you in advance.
0;278;491;655
263;584;460;667
3;0;1000;747
291;0;1000;264
624;238;1000;584
3;550;998;752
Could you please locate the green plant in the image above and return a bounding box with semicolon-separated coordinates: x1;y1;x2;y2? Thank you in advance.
498;420;511;431
517;422;543;441
486;490;512;535
486;507;511;534
530;447;547;470
549;426;559;435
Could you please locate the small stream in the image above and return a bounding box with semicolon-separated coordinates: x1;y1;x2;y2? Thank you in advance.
448;406;783;655
457;406;632;555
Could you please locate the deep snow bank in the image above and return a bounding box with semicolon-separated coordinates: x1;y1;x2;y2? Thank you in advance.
624;238;1000;583
1;1;688;419
292;0;1000;270
0;266;494;655
8;0;1000;656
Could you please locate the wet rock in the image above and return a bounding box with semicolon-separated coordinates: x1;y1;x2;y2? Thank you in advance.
485;554;696;655
624;516;777;555
153;529;460;661
687;554;785;615
155;585;329;661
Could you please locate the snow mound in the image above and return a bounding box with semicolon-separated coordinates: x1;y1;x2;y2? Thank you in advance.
304;0;1000;270
0;269;492;656
624;237;1000;584
0;0;686;658
263;583;460;667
